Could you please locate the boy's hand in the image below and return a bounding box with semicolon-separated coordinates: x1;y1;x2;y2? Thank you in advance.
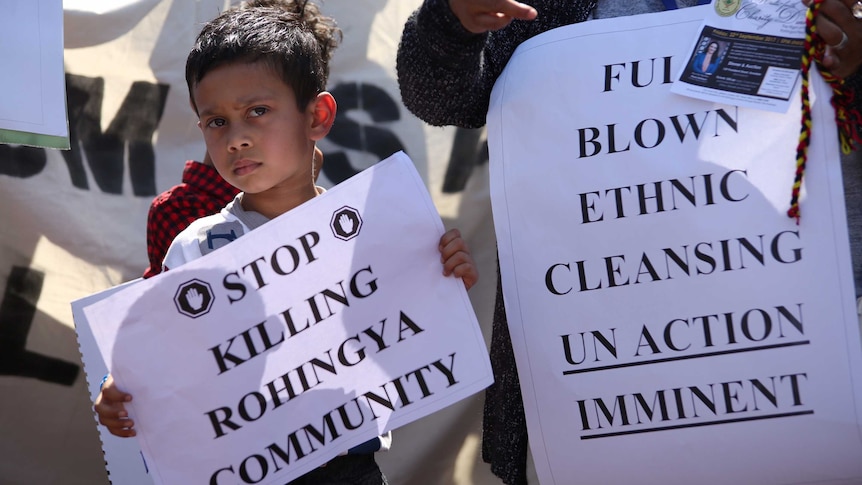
439;228;479;290
448;0;537;34
94;375;136;438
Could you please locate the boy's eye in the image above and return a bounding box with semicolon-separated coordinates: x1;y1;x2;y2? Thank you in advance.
250;107;268;117
206;118;226;128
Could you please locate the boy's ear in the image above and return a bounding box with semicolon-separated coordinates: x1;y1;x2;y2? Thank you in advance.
308;92;337;141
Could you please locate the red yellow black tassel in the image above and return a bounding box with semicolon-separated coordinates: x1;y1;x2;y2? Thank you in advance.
789;0;862;221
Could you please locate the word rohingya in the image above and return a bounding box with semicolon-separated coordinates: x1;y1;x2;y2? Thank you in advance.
205;311;427;439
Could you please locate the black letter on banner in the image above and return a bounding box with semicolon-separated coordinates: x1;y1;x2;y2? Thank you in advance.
0;266;79;385
0;145;47;179
61;74;169;195
324;82;406;183
442;127;488;194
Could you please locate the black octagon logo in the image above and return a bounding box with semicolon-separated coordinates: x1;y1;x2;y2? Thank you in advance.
174;279;214;318
330;206;362;241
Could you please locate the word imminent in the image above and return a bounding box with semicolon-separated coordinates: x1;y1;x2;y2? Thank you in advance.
576;372;809;439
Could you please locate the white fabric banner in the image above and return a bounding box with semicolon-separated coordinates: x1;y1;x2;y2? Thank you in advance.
77;153;492;485
488;7;862;485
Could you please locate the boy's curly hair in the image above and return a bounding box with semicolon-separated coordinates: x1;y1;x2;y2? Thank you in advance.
186;0;342;112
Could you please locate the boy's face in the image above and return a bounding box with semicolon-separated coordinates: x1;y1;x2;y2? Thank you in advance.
192;61;316;204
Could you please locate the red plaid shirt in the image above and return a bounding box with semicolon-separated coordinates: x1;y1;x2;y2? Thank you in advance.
143;161;238;278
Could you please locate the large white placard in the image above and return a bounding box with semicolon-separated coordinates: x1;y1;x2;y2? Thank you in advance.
0;0;68;143
488;8;862;485
79;152;493;485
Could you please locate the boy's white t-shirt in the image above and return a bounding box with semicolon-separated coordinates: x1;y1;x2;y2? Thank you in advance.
164;188;322;270
162;194;257;271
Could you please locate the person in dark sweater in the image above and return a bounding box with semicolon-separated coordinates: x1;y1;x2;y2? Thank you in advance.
396;1;862;484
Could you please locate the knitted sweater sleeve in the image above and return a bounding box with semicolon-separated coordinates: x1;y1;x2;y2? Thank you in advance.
396;0;597;129
396;0;507;128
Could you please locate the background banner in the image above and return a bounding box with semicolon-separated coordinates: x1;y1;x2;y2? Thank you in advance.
0;1;501;483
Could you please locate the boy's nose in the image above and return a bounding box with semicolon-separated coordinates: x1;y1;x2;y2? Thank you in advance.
227;128;252;152
228;141;251;152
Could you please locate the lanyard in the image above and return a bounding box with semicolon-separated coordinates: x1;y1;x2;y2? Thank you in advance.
661;0;712;9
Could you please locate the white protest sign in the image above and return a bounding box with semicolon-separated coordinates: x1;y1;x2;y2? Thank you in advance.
81;152;493;485
488;8;862;485
0;0;69;147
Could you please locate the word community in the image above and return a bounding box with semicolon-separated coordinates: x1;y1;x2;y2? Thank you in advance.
208;353;460;485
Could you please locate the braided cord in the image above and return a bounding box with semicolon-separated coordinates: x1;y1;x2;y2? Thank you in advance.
787;0;820;222
789;0;862;221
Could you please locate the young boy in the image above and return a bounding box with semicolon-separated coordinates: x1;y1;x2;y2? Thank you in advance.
95;1;478;483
